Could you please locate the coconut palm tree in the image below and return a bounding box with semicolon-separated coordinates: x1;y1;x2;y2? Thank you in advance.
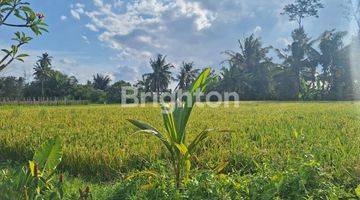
275;28;314;100
308;30;351;99
92;74;111;90
33;53;53;98
135;75;150;92
221;34;274;100
175;62;199;90
143;54;173;98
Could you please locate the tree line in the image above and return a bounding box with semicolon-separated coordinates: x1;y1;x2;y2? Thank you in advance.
1;0;360;102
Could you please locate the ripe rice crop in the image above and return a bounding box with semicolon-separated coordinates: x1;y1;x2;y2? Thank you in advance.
0;102;359;188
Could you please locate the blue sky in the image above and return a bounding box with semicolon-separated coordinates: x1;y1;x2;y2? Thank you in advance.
0;0;352;84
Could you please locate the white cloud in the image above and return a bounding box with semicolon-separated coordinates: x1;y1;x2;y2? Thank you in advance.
60;15;67;21
75;3;85;8
86;23;99;32
137;35;153;44
113;0;124;8
70;10;80;20
253;26;262;34
137;35;167;49
112;65;140;82
93;0;105;7
59;58;77;66
81;35;90;44
175;0;216;30
277;37;291;46
70;3;85;20
71;0;216;65
81;0;215;35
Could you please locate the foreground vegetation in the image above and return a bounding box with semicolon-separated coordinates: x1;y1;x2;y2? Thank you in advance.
1;102;360;198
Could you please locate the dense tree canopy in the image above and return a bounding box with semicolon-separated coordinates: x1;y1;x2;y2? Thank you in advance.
217;34;274;100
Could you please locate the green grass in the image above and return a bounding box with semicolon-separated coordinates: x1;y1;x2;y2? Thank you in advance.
1;102;360;198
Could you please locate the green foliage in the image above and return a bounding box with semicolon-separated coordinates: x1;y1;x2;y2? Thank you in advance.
33;137;63;174
0;0;47;71
143;54;174;95
106;80;132;103
219;34;274;100
0;76;24;99
281;0;324;27
71;84;107;103
106;162;354;199
0;137;64;200
93;74;112;91
356;185;360;198
175;62;200;90
128;68;219;188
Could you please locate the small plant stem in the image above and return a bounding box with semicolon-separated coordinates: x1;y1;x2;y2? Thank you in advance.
174;161;181;189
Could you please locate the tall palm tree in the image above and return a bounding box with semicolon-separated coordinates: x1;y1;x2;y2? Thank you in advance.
175;62;199;90
135;75;150;92
222;34;273;99
33;53;53;98
275;28;313;100
93;74;111;90
308;30;350;99
143;54;173;98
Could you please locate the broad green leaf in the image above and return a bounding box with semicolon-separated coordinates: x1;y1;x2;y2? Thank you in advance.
11;45;18;55
173;68;213;143
0;7;12;12
188;129;214;153
30;25;40;35
190;68;211;94
39;27;49;33
21;6;36;21
175;143;188;155
14;9;26;20
131;128;174;156
356;185;360;198
16;57;25;62
1;49;10;54
127;119;159;132
184;159;191;184
16;53;29;58
161;104;178;142
33;137;63;173
20;6;33;13
29;161;35;177
15;32;21;39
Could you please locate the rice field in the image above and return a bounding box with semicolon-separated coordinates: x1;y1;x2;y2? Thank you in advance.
1;102;360;198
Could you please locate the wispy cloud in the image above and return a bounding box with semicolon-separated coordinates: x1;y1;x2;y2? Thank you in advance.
81;35;90;44
70;3;85;20
85;23;98;32
70;10;80;20
60;15;67;20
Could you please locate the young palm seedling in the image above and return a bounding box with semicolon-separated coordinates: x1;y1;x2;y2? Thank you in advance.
128;68;223;189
